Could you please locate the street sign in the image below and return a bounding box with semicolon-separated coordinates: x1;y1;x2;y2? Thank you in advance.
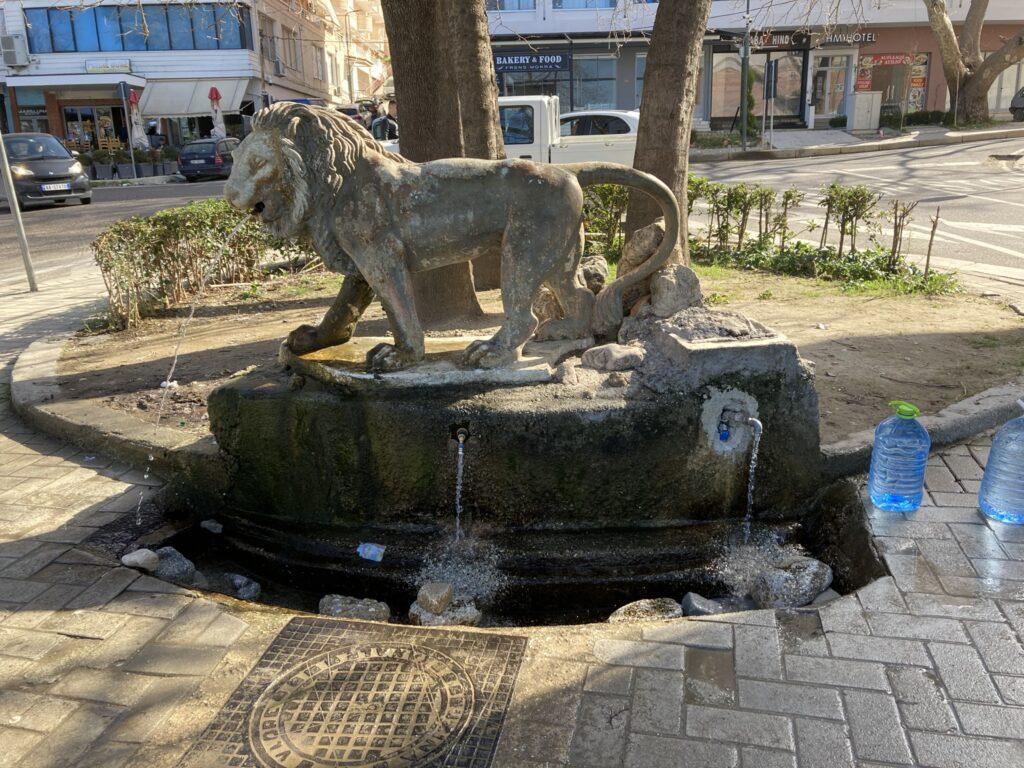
764;59;779;100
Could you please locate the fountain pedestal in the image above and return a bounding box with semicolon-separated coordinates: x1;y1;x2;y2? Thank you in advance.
205;308;822;611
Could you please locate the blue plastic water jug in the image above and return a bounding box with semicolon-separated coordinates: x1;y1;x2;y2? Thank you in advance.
868;401;930;512
979;400;1024;524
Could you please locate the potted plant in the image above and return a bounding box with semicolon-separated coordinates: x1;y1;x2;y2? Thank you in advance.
136;149;156;178
92;149;114;180
114;149;136;180
161;144;180;176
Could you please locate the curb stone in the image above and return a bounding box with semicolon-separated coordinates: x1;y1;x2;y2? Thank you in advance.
821;379;1024;479
10;335;1020;487
10;333;228;509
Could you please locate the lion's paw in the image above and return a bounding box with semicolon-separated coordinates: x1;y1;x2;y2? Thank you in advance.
462;341;517;370
366;343;412;373
286;324;323;355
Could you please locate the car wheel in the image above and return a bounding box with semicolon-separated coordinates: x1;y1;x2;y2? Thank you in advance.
1013;109;1024;122
80;197;92;205
185;176;197;183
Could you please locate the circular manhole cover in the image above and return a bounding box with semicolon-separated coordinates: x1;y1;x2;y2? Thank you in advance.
249;643;476;768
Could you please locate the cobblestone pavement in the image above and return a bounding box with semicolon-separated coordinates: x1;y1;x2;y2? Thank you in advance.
3;270;1024;767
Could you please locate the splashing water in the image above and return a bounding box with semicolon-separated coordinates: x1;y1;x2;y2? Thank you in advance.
454;432;467;543
134;217;251;526
743;418;763;545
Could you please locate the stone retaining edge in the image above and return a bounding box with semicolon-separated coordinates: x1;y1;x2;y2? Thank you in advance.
12;337;1022;489
821;379;1024;480
10;334;228;509
691;125;1024;163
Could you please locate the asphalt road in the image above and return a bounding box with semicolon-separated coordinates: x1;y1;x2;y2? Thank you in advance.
0;180;225;286
693;137;1024;283
2;137;1023;289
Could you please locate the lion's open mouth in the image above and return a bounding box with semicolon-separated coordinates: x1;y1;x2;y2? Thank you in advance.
252;201;265;216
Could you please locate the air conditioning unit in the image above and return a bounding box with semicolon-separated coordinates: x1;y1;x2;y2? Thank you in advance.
273;58;286;77
0;34;30;68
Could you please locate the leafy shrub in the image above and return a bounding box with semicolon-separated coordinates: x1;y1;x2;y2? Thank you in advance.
161;144;180;161
92;199;316;329
693;240;960;296
904;110;948;126
583;183;629;264
828;115;848;129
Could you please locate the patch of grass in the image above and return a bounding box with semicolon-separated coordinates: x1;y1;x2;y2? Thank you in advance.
692;263;731;280
757;289;774;300
704;291;730;306
237;283;263;300
691;131;742;149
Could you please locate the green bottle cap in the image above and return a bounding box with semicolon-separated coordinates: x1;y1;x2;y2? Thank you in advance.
889;400;921;419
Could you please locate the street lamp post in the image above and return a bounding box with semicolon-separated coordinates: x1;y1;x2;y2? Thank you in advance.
0;131;38;292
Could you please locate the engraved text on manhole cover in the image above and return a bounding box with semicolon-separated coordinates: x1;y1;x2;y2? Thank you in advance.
250;643;474;767
178;618;526;768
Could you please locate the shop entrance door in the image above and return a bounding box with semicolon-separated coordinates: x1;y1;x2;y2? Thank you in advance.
812;55;850;120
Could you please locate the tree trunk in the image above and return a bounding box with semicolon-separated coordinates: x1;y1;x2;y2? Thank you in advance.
447;0;505;290
925;0;1024;125
624;0;714;267
380;0;483;325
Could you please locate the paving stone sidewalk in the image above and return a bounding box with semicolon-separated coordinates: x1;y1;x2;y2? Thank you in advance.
2;269;1024;767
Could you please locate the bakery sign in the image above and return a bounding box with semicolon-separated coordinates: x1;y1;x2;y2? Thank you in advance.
85;59;132;74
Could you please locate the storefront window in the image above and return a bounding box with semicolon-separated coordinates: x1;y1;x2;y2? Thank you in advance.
711;51;766;120
812;55;850;118
636;51;703;109
573;55;617;110
62;106;126;151
855;54;928;115
773;52;804;117
499;71;572;111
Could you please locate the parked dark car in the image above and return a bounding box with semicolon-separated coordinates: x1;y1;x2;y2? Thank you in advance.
1;133;91;209
1011;87;1024;122
179;137;240;182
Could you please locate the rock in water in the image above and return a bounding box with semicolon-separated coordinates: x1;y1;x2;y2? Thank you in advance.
200;519;223;534
408;599;481;627
681;592;725;616
228;573;261;601
153;547;196;584
608;598;683;623
121;548;159;572
751;557;834;609
319;595;391;622
417;582;454;614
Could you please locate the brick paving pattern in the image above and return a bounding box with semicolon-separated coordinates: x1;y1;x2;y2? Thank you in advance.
3;269;1024;767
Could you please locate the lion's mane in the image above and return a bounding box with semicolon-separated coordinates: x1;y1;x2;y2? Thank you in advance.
249;102;407;229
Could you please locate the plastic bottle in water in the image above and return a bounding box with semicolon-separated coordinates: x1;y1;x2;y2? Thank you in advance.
979;400;1024;524
868;401;930;512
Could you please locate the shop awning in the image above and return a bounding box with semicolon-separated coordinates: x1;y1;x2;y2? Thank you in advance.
6;73;146;89
139;78;252;117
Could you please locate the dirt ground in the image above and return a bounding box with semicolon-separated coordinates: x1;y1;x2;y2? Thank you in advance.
60;268;1024;444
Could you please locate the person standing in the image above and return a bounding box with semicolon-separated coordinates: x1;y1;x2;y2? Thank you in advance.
371;100;399;140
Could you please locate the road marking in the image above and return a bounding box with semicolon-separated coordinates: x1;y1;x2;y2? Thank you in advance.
907;222;1024;262
943;220;1024;234
833;168;1024;209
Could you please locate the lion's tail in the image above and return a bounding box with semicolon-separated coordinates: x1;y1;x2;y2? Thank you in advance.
561;162;680;338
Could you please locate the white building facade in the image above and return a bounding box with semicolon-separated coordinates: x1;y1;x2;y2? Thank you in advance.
487;0;1024;129
0;0;389;146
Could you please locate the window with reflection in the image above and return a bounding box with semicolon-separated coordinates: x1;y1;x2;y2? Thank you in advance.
23;4;253;53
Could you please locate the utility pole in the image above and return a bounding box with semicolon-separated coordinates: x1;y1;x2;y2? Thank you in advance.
740;0;751;151
0;131;38;292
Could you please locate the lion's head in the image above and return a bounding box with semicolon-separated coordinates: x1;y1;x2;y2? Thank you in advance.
224;102;404;238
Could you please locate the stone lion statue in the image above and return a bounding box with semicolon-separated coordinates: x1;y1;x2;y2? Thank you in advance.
225;102;679;371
